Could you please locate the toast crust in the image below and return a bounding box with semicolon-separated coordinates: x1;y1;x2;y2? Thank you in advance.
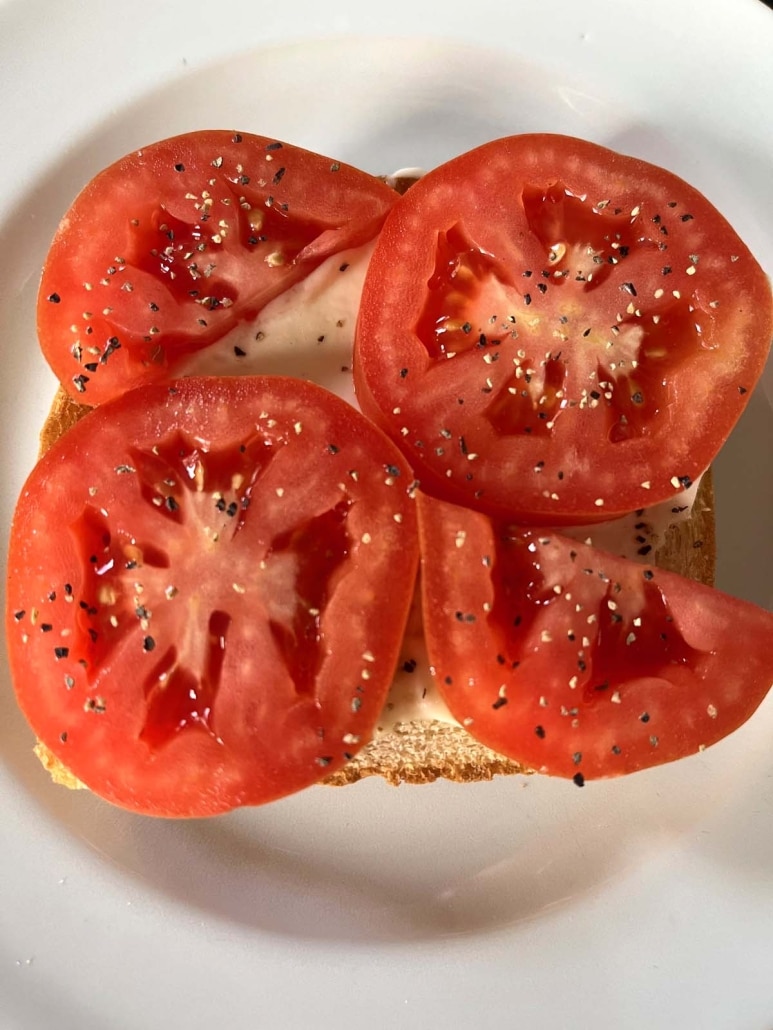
34;387;717;789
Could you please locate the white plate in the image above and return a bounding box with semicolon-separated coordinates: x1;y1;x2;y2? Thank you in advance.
1;1;772;1027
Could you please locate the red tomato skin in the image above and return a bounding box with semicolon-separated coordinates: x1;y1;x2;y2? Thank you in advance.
417;491;773;781
355;134;773;523
6;377;419;817
38;131;397;405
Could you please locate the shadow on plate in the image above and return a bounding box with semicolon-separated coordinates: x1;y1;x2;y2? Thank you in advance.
3;652;769;944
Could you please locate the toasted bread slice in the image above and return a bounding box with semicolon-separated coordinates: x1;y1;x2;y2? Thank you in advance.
33;387;716;789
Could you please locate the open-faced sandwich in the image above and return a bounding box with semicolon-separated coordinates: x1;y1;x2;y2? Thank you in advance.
6;130;773;816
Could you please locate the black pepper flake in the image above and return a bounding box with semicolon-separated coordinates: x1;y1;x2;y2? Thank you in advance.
54;647;69;659
174;162;185;172
535;725;546;739
143;636;156;652
492;697;508;710
272;167;286;185
573;772;585;787
234;346;246;357
101;337;121;364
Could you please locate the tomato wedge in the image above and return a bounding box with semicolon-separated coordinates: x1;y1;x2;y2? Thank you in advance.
38;130;397;405
417;492;773;781
355;134;773;522
6;377;419;816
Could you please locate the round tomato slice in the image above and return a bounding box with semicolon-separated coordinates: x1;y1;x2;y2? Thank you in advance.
417;492;773;781
355;134;773;523
6;376;419;816
38;130;397;405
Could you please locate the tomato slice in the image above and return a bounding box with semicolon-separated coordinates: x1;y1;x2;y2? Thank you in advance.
6;377;419;816
38;131;397;405
355;134;773;522
417;492;773;781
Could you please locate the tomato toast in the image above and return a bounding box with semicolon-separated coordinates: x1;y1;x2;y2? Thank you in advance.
7;131;773;814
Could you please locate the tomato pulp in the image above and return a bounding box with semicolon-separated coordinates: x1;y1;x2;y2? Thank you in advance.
38;130;397;405
6;376;419;816
355;134;773;522
418;492;773;780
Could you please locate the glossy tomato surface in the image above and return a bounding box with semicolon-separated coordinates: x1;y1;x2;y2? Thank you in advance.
6;377;419;816
355;134;773;522
418;492;773;781
38;130;397;404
